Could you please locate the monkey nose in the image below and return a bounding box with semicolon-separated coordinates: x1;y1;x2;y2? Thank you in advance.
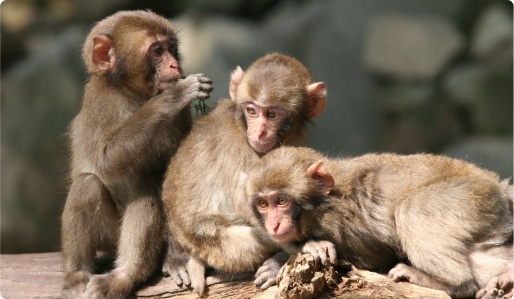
272;223;281;233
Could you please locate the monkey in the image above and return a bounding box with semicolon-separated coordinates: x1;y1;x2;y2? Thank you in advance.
243;146;513;299
161;53;327;295
60;10;213;299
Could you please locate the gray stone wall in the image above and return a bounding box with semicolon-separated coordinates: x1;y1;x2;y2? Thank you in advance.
1;0;511;253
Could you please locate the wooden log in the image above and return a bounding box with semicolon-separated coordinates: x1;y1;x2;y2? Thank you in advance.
0;252;451;299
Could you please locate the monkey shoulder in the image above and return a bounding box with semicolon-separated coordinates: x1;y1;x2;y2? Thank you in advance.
333;153;504;205
349;153;499;179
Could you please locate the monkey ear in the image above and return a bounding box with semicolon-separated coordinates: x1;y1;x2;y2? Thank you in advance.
229;66;245;101
92;35;115;72
307;160;334;196
306;82;327;119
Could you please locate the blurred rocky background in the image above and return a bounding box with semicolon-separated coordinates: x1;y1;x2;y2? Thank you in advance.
1;0;512;253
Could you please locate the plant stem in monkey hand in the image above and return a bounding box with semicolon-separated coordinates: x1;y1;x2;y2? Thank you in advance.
194;98;211;115
178;77;211;115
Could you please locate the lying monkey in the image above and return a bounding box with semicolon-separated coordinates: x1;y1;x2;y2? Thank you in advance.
243;146;513;299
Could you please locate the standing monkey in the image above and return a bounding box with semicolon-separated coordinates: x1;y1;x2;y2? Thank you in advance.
61;10;212;298
162;53;327;295
243;146;513;299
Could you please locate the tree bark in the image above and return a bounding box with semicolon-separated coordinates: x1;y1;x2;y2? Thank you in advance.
0;252;450;299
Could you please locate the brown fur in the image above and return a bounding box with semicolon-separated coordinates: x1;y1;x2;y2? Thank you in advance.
61;10;212;298
162;53;327;295
245;146;513;298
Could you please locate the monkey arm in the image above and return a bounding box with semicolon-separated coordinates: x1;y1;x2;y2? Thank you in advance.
94;74;212;179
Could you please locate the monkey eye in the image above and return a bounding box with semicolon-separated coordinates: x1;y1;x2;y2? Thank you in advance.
266;108;285;120
277;196;288;206
247;107;257;115
151;44;164;57
256;199;268;209
243;104;259;117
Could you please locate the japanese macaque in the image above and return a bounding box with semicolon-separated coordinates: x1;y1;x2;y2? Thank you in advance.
243;146;513;299
61;10;212;298
162;53;327;295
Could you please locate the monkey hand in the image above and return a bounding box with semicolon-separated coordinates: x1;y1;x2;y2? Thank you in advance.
175;73;213;105
60;270;92;299
475;271;513;299
301;240;337;266
254;251;290;290
162;257;191;288
163;252;207;295
388;263;439;288
81;270;132;299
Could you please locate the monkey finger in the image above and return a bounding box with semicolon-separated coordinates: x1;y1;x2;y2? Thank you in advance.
188;73;213;85
169;267;191;287
254;270;278;290
317;248;329;266
258;277;277;290
388;263;412;282
199;83;214;93
474;288;487;299
191;278;206;296
326;243;338;264
303;240;335;265
198;76;213;85
196;92;211;100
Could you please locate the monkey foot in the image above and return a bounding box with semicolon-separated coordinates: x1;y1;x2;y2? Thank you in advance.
476;272;514;299
61;270;92;299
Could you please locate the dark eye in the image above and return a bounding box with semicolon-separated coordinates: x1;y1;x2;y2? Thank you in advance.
152;45;164;57
267;110;277;119
257;199;268;209
246;106;257;116
277;196;288;206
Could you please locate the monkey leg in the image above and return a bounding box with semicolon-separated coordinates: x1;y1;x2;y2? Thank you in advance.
196;225;279;273
392;180;492;297
61;173;119;299
83;195;165;298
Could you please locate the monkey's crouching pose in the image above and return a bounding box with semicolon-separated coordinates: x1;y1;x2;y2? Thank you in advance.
244;146;513;299
61;10;212;298
162;53;327;295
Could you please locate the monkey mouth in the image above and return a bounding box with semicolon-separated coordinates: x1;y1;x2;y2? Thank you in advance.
251;140;276;154
270;228;296;242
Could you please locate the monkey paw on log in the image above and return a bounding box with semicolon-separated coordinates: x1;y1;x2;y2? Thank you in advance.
60;10;213;299
161;53;328;295
276;253;340;299
243;146;513;299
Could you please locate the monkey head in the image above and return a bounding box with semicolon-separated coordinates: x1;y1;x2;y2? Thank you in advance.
83;10;182;98
245;147;334;244
228;53;327;154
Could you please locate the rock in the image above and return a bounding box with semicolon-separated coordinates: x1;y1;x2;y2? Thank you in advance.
442;63;488;106
470;4;513;60
276;253;339;299
380;102;467;153
379;83;433;112
442;62;513;134
1;27;86;253
364;14;464;81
